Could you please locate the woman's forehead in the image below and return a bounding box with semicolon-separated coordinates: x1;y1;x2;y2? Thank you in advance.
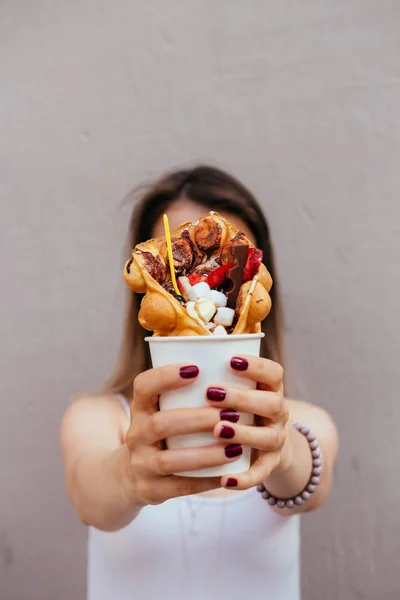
152;198;256;244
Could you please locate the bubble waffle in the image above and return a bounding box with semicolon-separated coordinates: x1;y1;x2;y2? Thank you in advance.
123;212;272;336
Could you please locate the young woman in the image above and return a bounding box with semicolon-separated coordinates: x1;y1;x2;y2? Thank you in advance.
61;165;338;600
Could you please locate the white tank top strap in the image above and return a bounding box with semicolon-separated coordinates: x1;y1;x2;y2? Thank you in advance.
117;393;130;415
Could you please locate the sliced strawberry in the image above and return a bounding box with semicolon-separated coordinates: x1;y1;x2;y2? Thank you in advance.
243;248;263;282
207;262;234;289
178;280;185;294
188;273;208;286
177;276;191;297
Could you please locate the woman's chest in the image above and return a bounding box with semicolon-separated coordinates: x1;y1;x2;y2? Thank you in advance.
91;489;300;579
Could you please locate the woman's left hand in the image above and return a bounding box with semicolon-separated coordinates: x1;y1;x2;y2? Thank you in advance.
206;355;292;489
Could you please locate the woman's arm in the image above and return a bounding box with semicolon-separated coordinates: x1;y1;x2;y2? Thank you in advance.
264;399;338;515
61;365;338;531
61;364;241;532
60;395;142;532
204;355;338;514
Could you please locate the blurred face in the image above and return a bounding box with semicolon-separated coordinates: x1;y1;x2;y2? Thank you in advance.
152;197;256;244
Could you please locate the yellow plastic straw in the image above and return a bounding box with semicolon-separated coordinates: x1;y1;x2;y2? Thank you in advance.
163;214;180;296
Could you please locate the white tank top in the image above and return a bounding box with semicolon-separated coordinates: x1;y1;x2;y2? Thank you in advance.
87;397;301;600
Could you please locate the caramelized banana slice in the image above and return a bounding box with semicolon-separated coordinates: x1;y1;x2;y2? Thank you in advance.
194;216;223;251
160;237;194;274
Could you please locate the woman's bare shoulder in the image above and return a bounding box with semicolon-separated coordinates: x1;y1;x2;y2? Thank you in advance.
67;392;129;418
71;391;128;409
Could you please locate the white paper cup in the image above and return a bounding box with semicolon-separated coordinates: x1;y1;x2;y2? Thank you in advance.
145;333;264;477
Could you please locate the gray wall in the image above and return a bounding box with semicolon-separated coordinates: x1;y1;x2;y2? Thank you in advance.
1;1;399;599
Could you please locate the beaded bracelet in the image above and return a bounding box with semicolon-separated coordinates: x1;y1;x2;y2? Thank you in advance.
257;423;322;509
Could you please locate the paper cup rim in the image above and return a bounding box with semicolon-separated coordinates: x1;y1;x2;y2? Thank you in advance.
145;333;265;343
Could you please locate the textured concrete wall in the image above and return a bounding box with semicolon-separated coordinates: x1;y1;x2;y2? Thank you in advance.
1;1;399;599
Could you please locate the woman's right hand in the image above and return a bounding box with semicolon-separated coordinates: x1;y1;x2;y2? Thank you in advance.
124;364;239;506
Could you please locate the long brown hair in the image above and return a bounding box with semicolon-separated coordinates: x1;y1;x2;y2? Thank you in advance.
103;165;285;398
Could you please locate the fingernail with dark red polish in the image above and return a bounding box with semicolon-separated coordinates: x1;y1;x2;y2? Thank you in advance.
231;357;249;371
179;365;199;379
220;425;235;439
207;387;226;401
225;444;243;458
226;478;238;487
220;409;240;423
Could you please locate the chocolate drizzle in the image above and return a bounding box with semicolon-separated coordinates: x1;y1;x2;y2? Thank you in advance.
169;237;193;273
225;244;249;309
137;250;166;283
181;229;204;268
126;256;133;274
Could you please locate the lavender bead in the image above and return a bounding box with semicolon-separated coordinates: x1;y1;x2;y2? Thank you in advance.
257;422;321;509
